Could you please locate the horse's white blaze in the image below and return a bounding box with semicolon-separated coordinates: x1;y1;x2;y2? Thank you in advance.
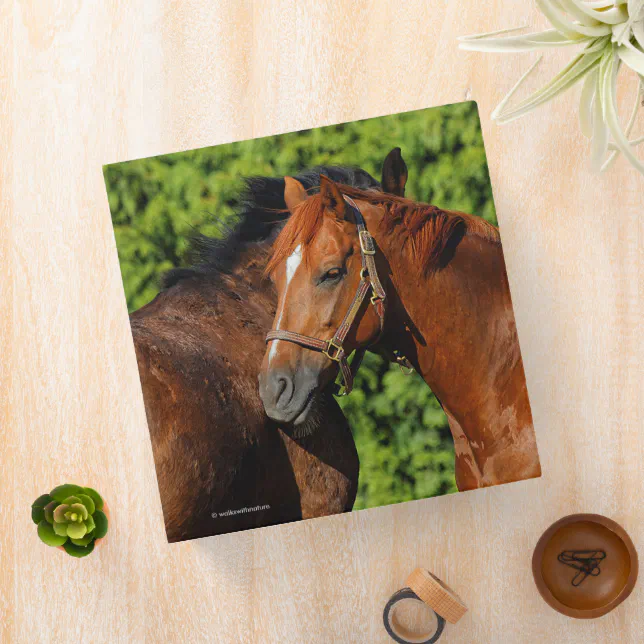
268;244;302;364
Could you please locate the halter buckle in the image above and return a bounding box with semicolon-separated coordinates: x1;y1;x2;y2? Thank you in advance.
370;293;383;308
323;339;345;362
359;230;376;255
394;351;415;375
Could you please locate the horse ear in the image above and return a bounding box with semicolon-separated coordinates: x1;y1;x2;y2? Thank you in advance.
381;147;408;196
284;177;308;212
319;175;347;221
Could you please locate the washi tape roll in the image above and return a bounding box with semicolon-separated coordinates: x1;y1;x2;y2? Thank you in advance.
383;569;467;643
406;568;468;625
383;587;446;644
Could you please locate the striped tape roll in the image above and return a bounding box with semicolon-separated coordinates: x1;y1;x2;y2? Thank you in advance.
383;587;445;644
406;568;468;625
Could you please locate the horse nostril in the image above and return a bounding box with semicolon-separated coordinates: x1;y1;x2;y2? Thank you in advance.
275;374;294;410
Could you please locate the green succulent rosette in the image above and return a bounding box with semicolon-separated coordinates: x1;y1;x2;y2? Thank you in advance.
32;484;108;558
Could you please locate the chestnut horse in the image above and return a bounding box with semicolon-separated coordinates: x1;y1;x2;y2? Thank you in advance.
259;176;541;490
130;152;408;541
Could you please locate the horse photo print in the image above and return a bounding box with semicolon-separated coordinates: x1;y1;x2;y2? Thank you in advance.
104;103;541;542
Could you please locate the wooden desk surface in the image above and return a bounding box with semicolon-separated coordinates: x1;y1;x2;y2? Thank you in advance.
1;2;641;642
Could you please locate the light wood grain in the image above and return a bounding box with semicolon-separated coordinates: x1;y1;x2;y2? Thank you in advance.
1;1;642;642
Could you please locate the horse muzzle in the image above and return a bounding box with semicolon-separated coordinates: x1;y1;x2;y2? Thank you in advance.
258;367;319;425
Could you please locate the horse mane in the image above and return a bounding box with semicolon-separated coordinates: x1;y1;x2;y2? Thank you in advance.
162;166;381;288
266;184;500;277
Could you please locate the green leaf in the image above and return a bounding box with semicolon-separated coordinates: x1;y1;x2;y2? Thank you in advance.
31;494;53;524
459;28;586;52
536;0;611;39
76;494;95;515
617;44;644;76
579;68;598;138
71;531;95;547
92;510;108;539
560;0;627;26
601;77;641;172
84;514;96;534
44;501;59;524
69;503;89;522
494;47;603;124
50;484;85;503
53;504;70;523
62;496;82;506
37;520;67;547
63;540;95;558
66;522;87;539
53;522;68;537
82;487;104;511
602;46;644;174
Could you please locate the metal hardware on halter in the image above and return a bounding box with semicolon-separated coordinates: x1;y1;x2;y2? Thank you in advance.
265;193;413;396
323;339;344;362
393;350;415;375
359;230;376;255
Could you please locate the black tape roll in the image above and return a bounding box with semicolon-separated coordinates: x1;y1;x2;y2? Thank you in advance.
383;587;446;644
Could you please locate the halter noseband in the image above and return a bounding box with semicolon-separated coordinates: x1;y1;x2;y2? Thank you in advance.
265;195;387;396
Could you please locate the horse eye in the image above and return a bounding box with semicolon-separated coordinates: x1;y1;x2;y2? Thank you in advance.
322;267;344;283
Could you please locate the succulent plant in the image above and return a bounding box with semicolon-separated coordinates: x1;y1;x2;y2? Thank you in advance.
32;484;108;558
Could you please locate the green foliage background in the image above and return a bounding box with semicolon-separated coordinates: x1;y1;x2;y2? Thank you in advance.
104;103;496;510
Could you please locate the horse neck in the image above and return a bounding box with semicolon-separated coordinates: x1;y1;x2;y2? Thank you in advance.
375;227;532;450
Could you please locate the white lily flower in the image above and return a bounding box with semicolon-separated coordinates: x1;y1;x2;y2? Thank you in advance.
459;0;644;174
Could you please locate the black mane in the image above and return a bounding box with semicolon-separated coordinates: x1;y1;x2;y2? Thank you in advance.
162;165;379;288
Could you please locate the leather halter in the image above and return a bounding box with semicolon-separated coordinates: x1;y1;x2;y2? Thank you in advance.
265;195;390;396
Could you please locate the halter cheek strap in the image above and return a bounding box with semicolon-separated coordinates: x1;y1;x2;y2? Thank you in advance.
266;195;410;396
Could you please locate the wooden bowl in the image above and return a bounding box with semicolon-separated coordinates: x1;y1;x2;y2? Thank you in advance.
532;514;638;619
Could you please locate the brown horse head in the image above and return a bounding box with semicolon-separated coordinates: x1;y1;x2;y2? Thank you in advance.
258;151;407;424
259;174;540;490
258;177;380;423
